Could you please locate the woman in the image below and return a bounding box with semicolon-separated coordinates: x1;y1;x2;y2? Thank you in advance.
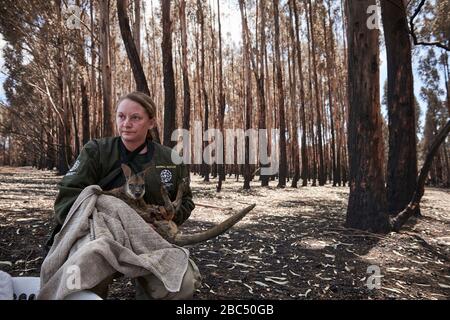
49;91;199;299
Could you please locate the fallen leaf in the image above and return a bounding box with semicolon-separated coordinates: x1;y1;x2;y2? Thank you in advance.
415;283;431;287
254;281;269;287
205;264;218;267
233;262;255;268
243;283;254;293
382;287;403;294
321;263;334;268
267;276;287;281
299;289;311;298
392;250;405;257
289;270;301;277
315;273;333;281
264;277;289;285
386;267;409;273
344;266;354;272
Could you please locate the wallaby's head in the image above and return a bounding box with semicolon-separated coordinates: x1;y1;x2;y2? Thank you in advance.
121;163;150;200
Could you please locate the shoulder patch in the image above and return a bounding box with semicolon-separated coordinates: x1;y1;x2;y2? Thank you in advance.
160;169;173;183
66;159;81;176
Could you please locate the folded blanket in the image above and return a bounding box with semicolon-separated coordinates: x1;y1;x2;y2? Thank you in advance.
38;185;189;300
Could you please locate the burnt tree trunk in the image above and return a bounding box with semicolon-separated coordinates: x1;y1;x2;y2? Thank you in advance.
444;53;450;115
257;0;270;187
117;0;160;143
161;0;176;148
274;0;287;188
100;0;113;137
239;0;253;189
197;0;210;181
244;0;269;187
306;2;316;186
216;0;226;192
81;78;90;146
67;80;80;157
345;0;390;233
292;0;309;187
381;0;418;215
133;0;141;58
324;5;337;187
117;0;150;94
55;0;71;173
180;0;191;133
179;0;191;176
288;1;300;188
89;0;97;139
308;0;325;186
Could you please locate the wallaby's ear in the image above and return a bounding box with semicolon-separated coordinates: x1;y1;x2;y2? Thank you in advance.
121;163;132;180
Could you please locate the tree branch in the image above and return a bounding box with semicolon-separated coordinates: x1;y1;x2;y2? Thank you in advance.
116;0;160;143
408;0;450;51
391;120;450;231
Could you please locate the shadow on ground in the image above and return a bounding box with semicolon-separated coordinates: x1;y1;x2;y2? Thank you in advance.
0;167;448;300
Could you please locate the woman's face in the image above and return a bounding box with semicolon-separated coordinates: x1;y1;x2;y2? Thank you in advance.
116;98;154;144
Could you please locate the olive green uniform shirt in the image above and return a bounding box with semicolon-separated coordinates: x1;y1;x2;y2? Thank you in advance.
54;137;195;227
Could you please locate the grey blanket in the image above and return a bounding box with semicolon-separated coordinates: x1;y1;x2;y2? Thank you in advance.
38;185;189;300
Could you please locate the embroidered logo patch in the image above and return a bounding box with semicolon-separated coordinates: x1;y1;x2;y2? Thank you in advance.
66;159;81;176
160;169;172;183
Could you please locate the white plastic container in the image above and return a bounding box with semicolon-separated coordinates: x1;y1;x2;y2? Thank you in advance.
12;277;102;300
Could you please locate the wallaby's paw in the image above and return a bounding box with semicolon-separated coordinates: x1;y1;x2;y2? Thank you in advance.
153;220;179;241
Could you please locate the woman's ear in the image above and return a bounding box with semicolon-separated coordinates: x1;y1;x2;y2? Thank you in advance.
148;118;155;130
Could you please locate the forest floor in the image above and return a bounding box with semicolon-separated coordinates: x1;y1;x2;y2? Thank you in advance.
0;166;449;300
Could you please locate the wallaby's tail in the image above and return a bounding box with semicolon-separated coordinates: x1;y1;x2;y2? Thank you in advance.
172;204;256;246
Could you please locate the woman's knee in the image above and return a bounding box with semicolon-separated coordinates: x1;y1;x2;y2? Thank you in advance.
135;259;201;300
175;259;202;299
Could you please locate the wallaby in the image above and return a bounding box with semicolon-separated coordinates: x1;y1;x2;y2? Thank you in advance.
101;163;185;240
99;163;257;246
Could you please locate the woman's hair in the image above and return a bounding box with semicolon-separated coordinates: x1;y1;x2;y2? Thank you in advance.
116;91;156;119
116;91;157;140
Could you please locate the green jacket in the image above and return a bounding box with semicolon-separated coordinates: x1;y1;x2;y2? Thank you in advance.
54;137;195;226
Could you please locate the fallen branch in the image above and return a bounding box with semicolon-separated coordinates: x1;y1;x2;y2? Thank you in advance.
391;120;450;231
